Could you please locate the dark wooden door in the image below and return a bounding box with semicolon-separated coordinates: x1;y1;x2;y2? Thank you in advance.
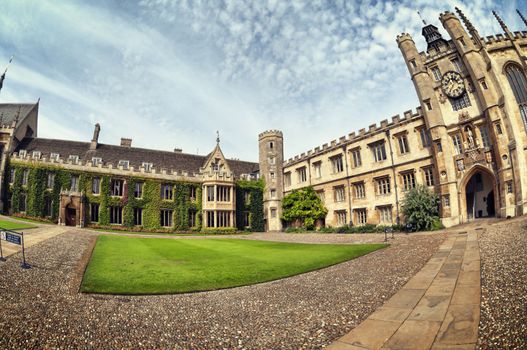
66;207;76;226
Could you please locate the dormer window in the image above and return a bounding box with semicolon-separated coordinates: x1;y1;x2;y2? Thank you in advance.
142;162;153;172
92;157;102;166
118;160;129;170
32;151;41;159
50;153;60;161
68;155;79;164
18;150;27;158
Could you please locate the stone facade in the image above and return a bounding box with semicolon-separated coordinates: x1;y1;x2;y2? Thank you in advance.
280;9;527;228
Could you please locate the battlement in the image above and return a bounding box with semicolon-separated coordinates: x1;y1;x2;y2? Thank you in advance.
439;11;456;22
482;31;527;46
396;32;413;44
284;106;424;167
258;130;283;139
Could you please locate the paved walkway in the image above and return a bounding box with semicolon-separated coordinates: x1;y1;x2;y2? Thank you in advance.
329;229;481;350
0;225;68;258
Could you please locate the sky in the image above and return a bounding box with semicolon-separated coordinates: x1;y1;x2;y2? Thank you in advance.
0;0;526;162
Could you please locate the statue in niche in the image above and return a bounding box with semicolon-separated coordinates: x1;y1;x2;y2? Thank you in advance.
457;159;465;171
465;126;476;149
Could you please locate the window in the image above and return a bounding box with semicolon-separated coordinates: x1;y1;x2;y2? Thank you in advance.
450;92;471;111
111;179;124;196
118;160;129;170
376;177;391;195
270;172;275;179
9;169;15;184
452;134;463;155
90;203;99;222
92;177;100;194
70;175;79;192
68;155;79;164
134;182;143;198
495;122;503;135
243;212;250;227
335;210;347;226
50;153;60;161
284;172;291;187
92;157;102;166
22;169;29;186
269;141;274;149
269;157;275;165
110;206;122;224
424;99;432;111
507;181;513;194
32;151;41;159
189;210;197;227
402;172;416;191
160;209;173;227
371;142;387;162
47;173;55;189
353;182;365;199
161;184;173;200
18;150;27;157
44;198;53;217
217;186;230;202
270;189;276;198
244;191;251;204
378;206;392;224
480;79;488;90
206;211;214;227
410;59;417;69
351;148;362;167
297;167;307;183
459;38;466;47
431;66;442;81
19;193;27;212
217;211;231;227
479;126;491;148
313;161;322;178
451;58;462;73
331;155;344;173
419;128;431;148
436;141;443;153
207;186;215;201
134;208;142;225
423;167;435;187
270;208;277;219
505;64;527;130
142;162;153;172
316;190;325;202
355;209;367;225
334;186;345;202
397;134;410;154
189;186;196;201
443;194;451;207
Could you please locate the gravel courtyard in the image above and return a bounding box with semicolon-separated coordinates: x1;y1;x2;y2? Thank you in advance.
0;229;444;349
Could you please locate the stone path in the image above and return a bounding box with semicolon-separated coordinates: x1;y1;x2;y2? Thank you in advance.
0;225;68;258
329;229;481;350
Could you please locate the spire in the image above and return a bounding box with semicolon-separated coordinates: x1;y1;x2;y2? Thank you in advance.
417;11;426;25
421;21;448;52
456;7;483;47
0;55;14;94
517;9;527;27
216;130;220;145
493;10;513;38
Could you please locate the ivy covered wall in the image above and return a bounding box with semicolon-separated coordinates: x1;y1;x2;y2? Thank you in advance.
235;179;264;232
5;161;255;232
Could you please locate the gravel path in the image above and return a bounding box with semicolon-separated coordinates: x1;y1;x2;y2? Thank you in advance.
478;218;527;349
0;229;445;349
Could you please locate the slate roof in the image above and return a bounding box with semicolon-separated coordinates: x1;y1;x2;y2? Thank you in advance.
0;103;37;126
14;138;259;177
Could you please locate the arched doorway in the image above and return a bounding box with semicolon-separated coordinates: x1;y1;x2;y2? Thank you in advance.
464;169;496;220
65;205;77;226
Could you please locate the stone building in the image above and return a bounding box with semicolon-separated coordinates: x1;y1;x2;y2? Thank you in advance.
280;9;527;228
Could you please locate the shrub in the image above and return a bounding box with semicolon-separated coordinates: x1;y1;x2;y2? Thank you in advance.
401;184;440;231
282;187;327;230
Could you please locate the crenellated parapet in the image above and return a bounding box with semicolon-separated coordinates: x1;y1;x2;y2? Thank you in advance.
284;106;424;166
258;130;283;139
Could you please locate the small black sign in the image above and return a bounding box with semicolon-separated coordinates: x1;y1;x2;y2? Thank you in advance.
1;231;22;245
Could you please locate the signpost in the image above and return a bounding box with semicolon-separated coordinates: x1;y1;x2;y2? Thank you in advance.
0;228;30;269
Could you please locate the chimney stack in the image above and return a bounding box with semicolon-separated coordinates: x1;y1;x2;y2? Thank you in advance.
90;123;100;150
121;138;132;148
173;148;182;153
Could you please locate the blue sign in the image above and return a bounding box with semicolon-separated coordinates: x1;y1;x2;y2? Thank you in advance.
1;231;22;245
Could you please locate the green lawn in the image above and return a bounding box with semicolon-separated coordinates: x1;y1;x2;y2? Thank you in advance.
0;219;37;230
81;236;387;294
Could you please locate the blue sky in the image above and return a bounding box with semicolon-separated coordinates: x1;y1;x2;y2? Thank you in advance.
0;0;526;161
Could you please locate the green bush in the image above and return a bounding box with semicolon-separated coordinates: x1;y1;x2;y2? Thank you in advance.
282;187;327;230
401;184;440;231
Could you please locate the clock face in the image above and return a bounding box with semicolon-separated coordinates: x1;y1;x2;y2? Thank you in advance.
441;71;466;98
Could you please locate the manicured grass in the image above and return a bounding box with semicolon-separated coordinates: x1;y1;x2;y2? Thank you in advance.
0;219;37;230
81;236;387;294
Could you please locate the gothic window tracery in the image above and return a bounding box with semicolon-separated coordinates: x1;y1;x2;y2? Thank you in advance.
505;63;527;130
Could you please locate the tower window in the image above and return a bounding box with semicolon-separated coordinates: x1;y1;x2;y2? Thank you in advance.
480;79;488;90
450;92;471;111
495;122;503;135
431;66;442;81
451;58;462;73
459;38;467;47
452;134;463;155
410;59;417;69
424;99;432;111
269;141;274;149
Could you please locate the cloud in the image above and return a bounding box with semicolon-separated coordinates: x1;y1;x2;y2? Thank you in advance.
0;0;525;161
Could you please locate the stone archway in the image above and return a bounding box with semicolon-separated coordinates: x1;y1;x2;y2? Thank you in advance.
460;165;499;222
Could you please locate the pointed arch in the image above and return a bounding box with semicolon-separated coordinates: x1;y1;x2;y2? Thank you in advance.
504;62;527;130
459;164;499;222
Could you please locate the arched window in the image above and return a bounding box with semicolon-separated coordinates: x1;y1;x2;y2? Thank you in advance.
505;63;527;129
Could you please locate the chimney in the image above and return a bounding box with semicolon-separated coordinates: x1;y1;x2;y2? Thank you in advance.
121;138;132;148
173;148;182;153
90;123;100;150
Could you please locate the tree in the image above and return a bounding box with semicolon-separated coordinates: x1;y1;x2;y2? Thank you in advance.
401;184;440;231
282;187;327;230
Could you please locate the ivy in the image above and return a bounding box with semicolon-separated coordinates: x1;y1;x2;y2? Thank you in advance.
235;179;264;232
282;186;327;230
